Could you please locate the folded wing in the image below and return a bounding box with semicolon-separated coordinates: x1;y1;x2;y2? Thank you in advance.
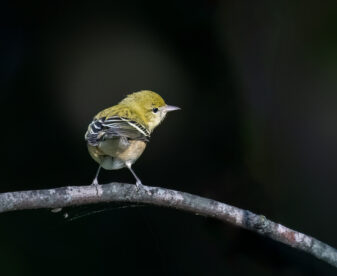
85;116;150;146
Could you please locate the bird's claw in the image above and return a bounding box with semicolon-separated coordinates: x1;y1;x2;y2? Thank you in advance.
136;180;143;188
91;178;100;186
136;181;151;193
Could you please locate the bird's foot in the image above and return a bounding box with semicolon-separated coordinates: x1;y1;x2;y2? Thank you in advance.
136;180;143;188
91;178;100;186
136;181;151;193
91;178;102;196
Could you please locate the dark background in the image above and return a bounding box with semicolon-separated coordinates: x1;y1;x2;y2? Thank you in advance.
1;0;337;275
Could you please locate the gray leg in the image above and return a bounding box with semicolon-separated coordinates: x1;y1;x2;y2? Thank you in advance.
125;162;143;187
92;165;101;185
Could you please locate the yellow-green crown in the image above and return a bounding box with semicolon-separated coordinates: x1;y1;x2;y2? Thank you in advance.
119;90;166;108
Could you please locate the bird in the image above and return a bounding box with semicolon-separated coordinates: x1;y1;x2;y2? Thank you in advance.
84;90;180;187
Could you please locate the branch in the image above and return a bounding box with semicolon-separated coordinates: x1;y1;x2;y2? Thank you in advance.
0;183;336;268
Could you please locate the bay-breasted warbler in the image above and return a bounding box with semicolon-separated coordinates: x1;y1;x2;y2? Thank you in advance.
85;90;180;187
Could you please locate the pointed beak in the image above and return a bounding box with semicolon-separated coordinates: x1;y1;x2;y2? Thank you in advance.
163;105;181;112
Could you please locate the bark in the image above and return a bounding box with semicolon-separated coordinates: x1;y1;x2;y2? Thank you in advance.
0;183;336;268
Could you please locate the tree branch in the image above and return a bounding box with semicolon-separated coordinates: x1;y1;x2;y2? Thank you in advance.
0;183;336;268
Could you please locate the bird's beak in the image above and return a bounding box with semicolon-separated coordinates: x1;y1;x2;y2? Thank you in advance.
163;105;181;112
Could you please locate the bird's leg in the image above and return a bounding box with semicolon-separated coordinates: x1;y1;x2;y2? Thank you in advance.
125;162;143;187
92;165;101;186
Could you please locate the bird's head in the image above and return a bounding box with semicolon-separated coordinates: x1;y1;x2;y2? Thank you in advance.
120;90;180;132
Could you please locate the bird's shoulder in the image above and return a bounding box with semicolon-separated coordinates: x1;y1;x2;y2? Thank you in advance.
94;105;131;120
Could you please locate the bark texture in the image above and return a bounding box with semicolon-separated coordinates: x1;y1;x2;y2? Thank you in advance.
0;183;336;268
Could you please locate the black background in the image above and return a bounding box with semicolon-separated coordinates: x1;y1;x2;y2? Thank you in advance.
1;0;337;275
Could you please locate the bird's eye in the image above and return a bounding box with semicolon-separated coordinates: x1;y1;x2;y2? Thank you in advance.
152;107;159;113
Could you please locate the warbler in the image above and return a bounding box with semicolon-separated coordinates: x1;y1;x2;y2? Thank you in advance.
85;90;180;187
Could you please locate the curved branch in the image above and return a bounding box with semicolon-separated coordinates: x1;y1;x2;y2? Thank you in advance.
0;183;336;268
